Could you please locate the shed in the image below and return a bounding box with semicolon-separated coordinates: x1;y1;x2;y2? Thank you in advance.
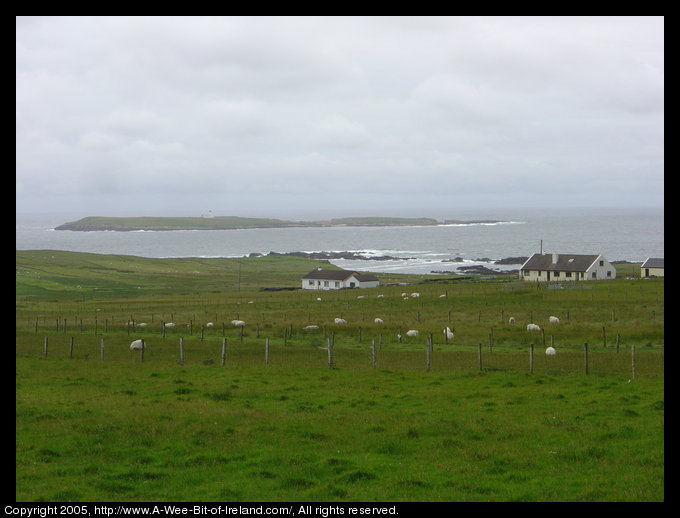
641;257;664;278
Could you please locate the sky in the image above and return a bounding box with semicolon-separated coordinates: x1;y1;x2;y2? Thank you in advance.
16;16;664;218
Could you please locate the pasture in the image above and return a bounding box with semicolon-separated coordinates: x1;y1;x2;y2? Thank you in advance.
15;251;664;501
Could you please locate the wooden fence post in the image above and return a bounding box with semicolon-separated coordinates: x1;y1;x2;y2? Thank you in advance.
43;336;48;357
529;343;534;374
631;345;636;380
371;339;376;369
478;343;483;372
583;342;589;375
220;338;227;366
100;338;105;361
179;337;185;365
265;338;270;365
69;336;74;359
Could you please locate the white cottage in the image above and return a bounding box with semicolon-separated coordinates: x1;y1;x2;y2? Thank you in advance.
302;268;379;290
641;258;664;278
519;253;616;282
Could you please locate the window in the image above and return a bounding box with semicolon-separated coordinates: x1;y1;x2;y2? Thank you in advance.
592;272;597;279
324;281;329;287
607;271;612;277
334;281;340;287
523;270;530;276
599;260;604;266
565;272;572;278
554;271;560;278
308;280;314;286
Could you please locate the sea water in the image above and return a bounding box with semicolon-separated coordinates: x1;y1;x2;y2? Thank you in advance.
15;208;663;275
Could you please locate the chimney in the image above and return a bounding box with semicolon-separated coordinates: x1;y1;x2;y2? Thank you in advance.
552;253;558;264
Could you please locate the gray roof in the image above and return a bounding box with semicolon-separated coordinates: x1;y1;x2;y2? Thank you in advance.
303;268;378;282
521;253;600;272
641;257;664;269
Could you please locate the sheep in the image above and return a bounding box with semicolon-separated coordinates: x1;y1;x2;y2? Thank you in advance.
357;295;365;299
138;322;147;328
406;329;419;337
444;327;454;340
130;339;145;351
316;297;322;302
527;323;541;332
410;292;420;298
303;325;320;331
334;318;347;325
508;317;516;325
205;322;214;327
377;294;384;298
545;346;556;356
164;322;175;329
374;318;384;324
549;316;560;324
231;320;246;327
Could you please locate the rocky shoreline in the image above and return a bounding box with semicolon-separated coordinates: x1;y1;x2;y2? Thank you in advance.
252;251;527;274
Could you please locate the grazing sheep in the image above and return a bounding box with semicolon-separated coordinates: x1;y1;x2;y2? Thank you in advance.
406;329;419;337
334;318;347;325
444;327;454;340
377;294;384;298
231;320;246;327
164;322;175;329
130;339;145;351
545;346;556;356
357;295;365;299
527;323;541;332
316;297;322;301
303;325;320;331
508;317;516;325
410;292;420;298
205;322;214;327
549;316;560;324
374;318;384;324
138;322;147;328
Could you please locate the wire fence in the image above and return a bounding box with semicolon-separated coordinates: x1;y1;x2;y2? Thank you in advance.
22;333;664;379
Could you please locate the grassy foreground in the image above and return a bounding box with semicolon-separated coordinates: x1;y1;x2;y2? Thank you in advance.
16;250;664;502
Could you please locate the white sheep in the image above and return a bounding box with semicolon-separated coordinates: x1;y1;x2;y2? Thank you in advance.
527;323;541;332
410;292;420;298
138;322;147;328
205;322;214;327
334;318;347;325
316;297;322;301
508;317;515;325
549;316;560;324
130;339;145;351
406;329;419;337
231;320;246;327
377;294;384;298
164;322;175;329
444;327;454;340
545;346;556;356
303;325;320;331
374;318;384;324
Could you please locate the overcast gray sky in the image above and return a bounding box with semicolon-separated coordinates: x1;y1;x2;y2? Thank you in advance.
16;16;664;217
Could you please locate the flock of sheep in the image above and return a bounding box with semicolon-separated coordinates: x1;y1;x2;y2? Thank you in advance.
130;312;563;357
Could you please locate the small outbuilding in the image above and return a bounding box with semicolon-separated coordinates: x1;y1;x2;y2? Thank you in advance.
519;253;616;282
302;268;379;290
641;257;664;278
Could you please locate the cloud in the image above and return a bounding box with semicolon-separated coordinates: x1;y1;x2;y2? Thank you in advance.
16;16;664;215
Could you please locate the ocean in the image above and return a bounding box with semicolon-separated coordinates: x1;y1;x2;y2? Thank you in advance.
15;208;664;275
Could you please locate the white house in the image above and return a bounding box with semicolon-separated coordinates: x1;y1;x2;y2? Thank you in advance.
519;253;616;282
302;268;379;290
641;257;664;278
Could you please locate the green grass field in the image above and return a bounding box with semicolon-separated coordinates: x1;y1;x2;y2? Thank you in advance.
16;250;664;502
